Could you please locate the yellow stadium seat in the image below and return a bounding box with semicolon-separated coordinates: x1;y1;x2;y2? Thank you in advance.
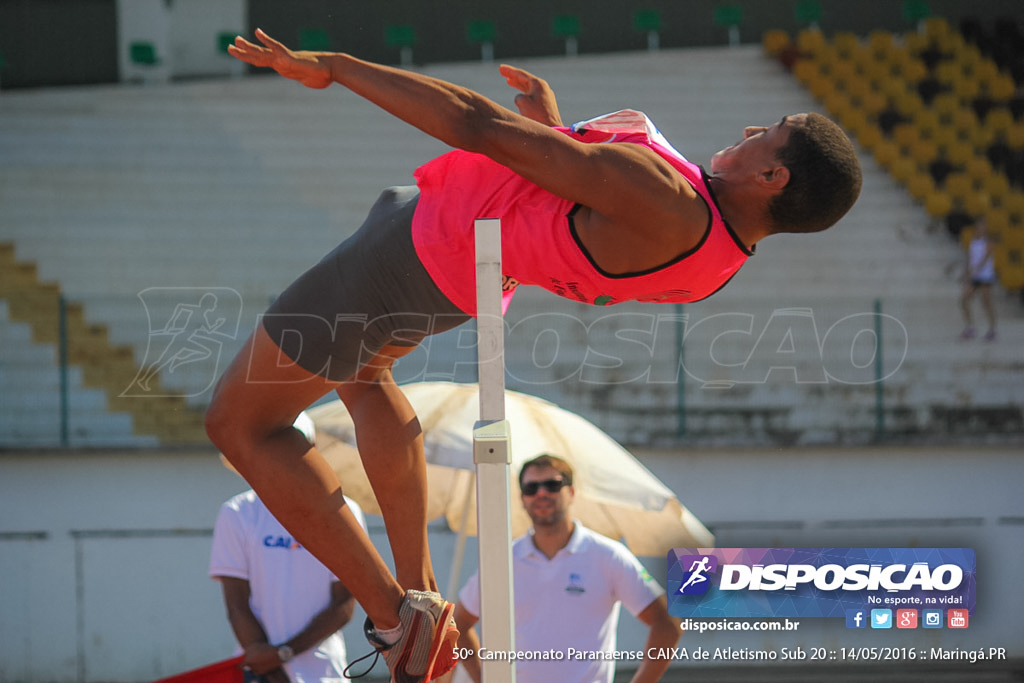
823;90;851;115
981;173;1012;203
951;108;980;134
945;141;976;166
815;44;838;73
845;76;873;105
973;60;1000;86
934;60;959;84
856;123;884;150
878;77;907;101
929;125;959;149
951;75;981;101
1003;226;1024;250
1006;123;1024;150
963;192;990;216
886;44;911;68
923;17;951;42
931;93;961;119
849;44;872;69
899;58;929;85
998;263;1024;291
964;156;994;182
868;30;894;57
988;74;1017;101
792;58;818;85
797;28;826;56
909;138;939;165
890;156;917;184
839;108;869;137
984;108;1015;134
941;31;964;56
905;32;929;54
1003;191;1024;219
924;191;953;217
830;60;857;88
873;140;901;168
908;173;935;200
762;29;791;57
968;125;997;149
798;67;830;98
860;90;888;116
892;122;921;148
987;209;1013;236
957;44;983;71
944;172;974;199
914;109;942;137
833;32;860;58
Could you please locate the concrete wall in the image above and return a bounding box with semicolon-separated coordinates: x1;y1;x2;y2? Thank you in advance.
1;445;1020;682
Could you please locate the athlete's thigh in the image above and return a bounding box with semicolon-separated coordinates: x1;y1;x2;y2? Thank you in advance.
211;324;341;432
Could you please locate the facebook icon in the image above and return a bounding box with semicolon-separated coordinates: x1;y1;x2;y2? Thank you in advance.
846;609;867;629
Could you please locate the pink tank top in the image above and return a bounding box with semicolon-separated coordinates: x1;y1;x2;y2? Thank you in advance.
411;110;753;315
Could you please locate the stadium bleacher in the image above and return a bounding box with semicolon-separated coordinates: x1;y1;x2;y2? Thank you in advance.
1;25;1022;448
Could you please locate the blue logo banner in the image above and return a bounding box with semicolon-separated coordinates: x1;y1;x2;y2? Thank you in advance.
667;548;976;619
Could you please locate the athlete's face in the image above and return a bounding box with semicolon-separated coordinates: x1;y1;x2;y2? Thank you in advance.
520;465;574;527
710;113;803;177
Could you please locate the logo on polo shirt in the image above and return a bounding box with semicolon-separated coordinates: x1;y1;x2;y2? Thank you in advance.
565;572;586;594
263;535;301;550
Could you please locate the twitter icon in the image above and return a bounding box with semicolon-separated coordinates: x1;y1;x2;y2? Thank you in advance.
871;609;893;629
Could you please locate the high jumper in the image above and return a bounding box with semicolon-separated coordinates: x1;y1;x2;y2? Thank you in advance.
206;29;861;683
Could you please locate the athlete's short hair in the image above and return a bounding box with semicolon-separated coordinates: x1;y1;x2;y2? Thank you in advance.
769;112;862;234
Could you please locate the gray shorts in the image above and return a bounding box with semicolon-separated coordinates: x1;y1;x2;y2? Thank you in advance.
262;186;471;382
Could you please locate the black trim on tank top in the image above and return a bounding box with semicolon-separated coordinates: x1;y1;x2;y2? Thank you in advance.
701;166;755;257
565;195;714;280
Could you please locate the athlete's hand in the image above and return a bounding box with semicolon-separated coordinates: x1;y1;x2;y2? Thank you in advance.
499;65;562;126
228;29;333;89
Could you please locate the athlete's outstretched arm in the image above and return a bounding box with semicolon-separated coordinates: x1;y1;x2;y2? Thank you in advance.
229;30;704;242
228;29;529;151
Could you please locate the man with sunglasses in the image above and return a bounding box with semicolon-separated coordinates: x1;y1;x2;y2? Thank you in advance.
453;455;681;683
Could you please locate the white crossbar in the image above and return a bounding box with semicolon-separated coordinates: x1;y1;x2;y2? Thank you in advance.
472;218;516;682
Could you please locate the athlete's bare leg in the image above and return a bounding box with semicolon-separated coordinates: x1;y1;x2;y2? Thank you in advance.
337;345;437;594
206;324;410;629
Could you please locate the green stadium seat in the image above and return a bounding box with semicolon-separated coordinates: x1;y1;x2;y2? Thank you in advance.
713;5;743;46
634;10;661;51
467;20;496;61
553;15;581;56
385;25;416;47
129;42;159;66
552;14;580;38
902;0;931;24
466;20;496;44
794;0;822;28
217;32;236;55
385;25;416;66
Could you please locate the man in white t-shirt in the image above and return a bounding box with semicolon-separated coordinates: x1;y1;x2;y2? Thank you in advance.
453;454;681;683
210;489;367;683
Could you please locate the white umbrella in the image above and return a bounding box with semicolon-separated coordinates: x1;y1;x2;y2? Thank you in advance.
307;382;713;562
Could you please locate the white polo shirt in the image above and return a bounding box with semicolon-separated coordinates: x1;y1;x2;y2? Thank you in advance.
209;490;366;683
459;521;664;683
